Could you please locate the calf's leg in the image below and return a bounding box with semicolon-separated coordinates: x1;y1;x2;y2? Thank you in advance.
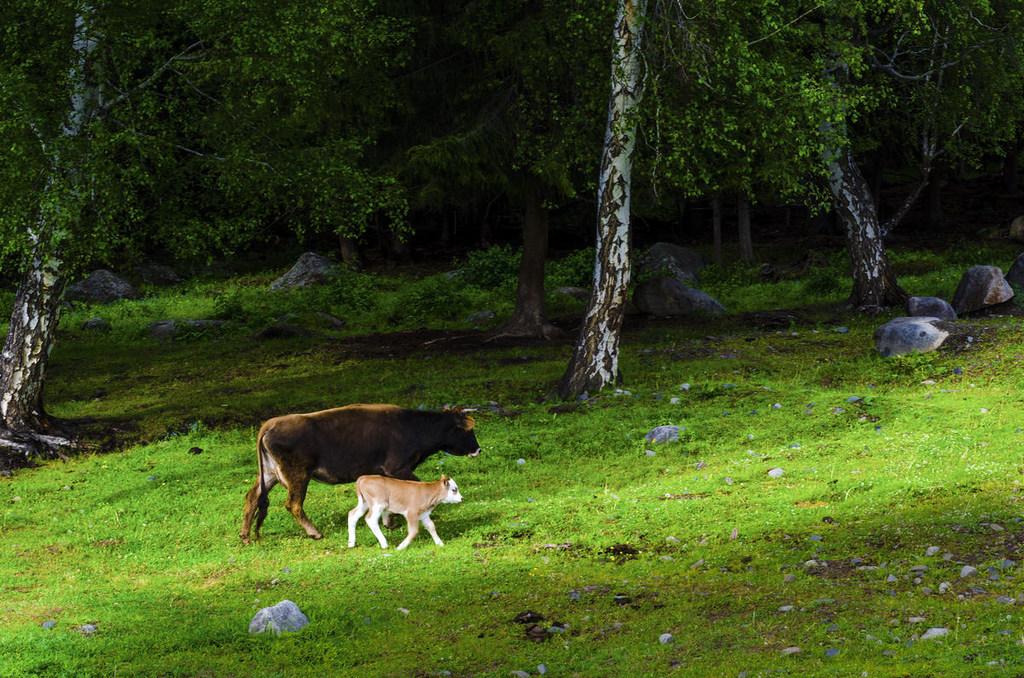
283;476;323;540
421;513;444;546
365;505;389;548
396;511;420;550
347;496;368;548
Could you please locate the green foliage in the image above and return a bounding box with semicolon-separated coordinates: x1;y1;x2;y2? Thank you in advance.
386;274;475;323
458;245;521;289
547;247;596;289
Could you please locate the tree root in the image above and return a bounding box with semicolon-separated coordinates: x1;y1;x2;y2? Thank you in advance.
0;427;75;474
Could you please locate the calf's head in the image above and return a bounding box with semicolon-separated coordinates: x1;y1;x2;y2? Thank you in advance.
442;412;481;457
440;475;462;504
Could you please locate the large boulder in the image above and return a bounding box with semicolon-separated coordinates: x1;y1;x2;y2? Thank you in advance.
1005;252;1024;288
637;243;705;284
634;277;725;317
874;317;951;357
66;270;139;304
270;252;340;291
951;265;1014;314
906;296;957;320
1009;215;1024;243
248;600;309;635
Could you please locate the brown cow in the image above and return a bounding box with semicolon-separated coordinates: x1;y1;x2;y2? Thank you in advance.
240;404;480;543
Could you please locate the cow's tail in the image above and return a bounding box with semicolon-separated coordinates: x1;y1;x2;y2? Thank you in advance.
254;432;271;532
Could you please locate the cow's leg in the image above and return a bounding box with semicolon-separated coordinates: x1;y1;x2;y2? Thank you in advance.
283;476;322;540
396;511;420;550
242;474;279;543
365;506;389;548
421;513;444;547
347;496;369;548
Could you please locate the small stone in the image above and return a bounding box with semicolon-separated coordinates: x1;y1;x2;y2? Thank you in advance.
41;620;56;629
920;627;949;640
146;475;157;482
724;477;734;485
511;672;531;678
997;596;1015;605
834;326;849;334
645;449;656;457
780;646;801;655
778;605;794;612
938;582;951;594
690;558;705;569
887;574;898;583
398;608;410;615
804;559;820;568
789;442;801;449
694;461;706;470
908;617;926;623
772;403;782;410
910;565;928;573
666;535;680;543
784;574;796;583
659;633;674;644
537;665;548;675
846;396;862;403
568;590;581;602
767;467;785;478
680;383;691;391
248;600;309;635
645;425;681;444
825;648;840;658
516;458;526;465
925;546;940;557
669;397;681;405
960;565;978;579
809;534;822;542
832;407;846;414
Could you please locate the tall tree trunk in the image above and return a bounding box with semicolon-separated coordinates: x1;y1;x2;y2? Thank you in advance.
0;9;96;468
559;0;646;399
1004;136;1020;195
495;186;560;339
737;195;753;263
927;164;945;228
338;235;360;269
826;146;907;310
711;194;722;265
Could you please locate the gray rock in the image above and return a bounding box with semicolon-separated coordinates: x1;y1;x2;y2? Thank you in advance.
537;665;548;676
997;595;1015;605
874;317;950;357
645;425;681;444
920;627;949;640
637;242;705;283
634;277;725;317
41;620;56;629
1006;252;1024;288
148;319;226;340
907;296;957;320
825;648;840;657
78;624;97;635
511;672;530;678
938;582;951;594
134;263;182;286
780;646;801;655
960;565;978;578
248;600;309;635
465;310;496;324
81;317;111;332
659;632;674;644
1009;215;1024;242
270;252;339;290
66;270;140;304
767;467;785;478
925;546;941;557
555;286;590;302
951;265;1014;314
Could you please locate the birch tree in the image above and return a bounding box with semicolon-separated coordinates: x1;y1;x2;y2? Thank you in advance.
559;0;647;399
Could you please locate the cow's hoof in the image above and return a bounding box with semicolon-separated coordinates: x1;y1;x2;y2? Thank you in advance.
240;536;251;545
309;533;323;540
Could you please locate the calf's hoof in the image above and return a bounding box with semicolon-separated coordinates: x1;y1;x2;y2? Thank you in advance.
308;533;323;540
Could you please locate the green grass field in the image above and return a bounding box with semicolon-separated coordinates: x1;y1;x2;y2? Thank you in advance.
3;243;1024;676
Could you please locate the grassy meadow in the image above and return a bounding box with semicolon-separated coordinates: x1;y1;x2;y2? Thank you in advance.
3;241;1024;676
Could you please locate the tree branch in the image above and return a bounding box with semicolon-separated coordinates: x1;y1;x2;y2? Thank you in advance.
99;40;205;114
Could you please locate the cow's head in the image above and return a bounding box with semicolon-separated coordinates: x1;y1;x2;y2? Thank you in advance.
440;475;463;503
443;411;481;457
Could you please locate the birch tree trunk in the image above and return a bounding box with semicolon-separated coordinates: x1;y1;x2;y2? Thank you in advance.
826;146;907;310
737;195;753;263
559;0;646;399
0;10;97;468
495;186;560;339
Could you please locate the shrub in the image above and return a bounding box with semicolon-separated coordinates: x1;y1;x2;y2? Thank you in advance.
388;275;474;323
548;248;595;289
459;245;520;289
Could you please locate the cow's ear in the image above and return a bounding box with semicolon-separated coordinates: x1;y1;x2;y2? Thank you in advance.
441;474;449;484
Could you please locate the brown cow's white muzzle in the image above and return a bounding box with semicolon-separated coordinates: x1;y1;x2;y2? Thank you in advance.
468;448;481;457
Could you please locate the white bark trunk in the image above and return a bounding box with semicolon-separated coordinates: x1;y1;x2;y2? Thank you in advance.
0;8;96;466
559;0;646;399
